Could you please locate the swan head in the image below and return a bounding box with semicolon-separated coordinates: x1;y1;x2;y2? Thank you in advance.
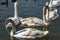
45;2;49;6
6;22;15;36
14;2;19;8
5;19;14;33
6;22;13;33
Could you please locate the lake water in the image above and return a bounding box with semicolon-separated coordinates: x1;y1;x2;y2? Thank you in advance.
0;0;60;40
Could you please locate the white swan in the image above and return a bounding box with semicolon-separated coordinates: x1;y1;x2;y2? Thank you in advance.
20;2;59;27
19;2;51;27
5;2;22;26
49;0;60;7
6;22;49;39
20;16;50;27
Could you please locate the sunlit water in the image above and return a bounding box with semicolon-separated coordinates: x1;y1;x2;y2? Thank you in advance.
0;0;60;40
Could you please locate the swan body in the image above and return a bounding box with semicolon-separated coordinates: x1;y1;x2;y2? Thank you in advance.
13;28;49;39
6;22;49;39
20;17;45;27
20;17;50;27
49;0;60;7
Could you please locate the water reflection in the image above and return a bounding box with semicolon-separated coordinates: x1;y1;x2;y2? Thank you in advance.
11;35;48;40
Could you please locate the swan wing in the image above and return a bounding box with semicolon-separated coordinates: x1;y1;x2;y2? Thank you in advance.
13;28;49;39
20;17;44;26
13;28;31;38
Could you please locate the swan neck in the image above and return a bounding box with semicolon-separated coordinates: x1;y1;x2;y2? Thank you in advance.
43;6;49;22
10;30;14;36
14;2;18;18
46;9;49;21
43;7;46;22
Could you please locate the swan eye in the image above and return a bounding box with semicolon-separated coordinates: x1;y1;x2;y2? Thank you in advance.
45;2;49;6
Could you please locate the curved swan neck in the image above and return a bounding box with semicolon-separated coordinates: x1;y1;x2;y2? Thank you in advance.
14;2;18;18
10;30;14;36
9;22;16;36
43;7;46;22
46;9;49;21
10;26;16;36
43;5;49;22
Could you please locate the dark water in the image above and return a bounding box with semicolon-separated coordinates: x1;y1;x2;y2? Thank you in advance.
0;0;60;40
